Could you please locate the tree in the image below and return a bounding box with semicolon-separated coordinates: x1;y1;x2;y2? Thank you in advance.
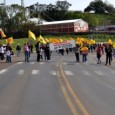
40;0;71;21
84;0;115;13
0;4;26;33
0;6;8;31
82;13;99;27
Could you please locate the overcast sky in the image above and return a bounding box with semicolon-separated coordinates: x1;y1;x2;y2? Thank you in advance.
1;0;115;11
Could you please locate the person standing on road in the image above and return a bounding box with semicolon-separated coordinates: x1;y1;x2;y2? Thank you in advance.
16;43;21;57
24;43;29;62
0;44;5;60
35;42;40;62
6;49;11;63
105;44;112;65
74;44;80;62
81;45;88;62
6;43;12;62
44;43;51;61
96;44;102;64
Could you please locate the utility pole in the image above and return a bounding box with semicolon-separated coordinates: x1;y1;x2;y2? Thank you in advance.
36;2;42;35
4;0;6;6
21;0;24;7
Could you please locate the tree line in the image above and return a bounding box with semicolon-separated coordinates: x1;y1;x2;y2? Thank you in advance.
0;0;115;38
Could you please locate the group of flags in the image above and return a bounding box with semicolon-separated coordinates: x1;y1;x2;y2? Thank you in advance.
1;29;115;48
0;29;14;44
28;30;74;44
0;29;6;38
28;30;46;44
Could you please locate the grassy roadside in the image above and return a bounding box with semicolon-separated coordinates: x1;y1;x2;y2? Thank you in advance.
0;35;115;53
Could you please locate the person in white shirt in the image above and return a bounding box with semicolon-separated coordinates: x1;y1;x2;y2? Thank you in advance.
6;50;11;63
0;44;5;60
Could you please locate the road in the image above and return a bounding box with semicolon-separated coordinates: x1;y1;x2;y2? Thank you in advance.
0;52;115;115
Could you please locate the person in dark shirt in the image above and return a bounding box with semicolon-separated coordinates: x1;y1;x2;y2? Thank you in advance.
96;44;102;64
35;42;40;62
16;43;21;57
44;43;50;61
105;44;112;65
74;44;80;62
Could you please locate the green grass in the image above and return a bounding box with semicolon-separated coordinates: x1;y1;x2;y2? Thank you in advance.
0;38;36;53
0;35;115;53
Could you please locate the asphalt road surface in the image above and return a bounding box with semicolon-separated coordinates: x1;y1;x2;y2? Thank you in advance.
0;51;115;115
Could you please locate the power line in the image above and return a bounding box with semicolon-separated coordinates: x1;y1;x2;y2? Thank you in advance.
42;11;55;21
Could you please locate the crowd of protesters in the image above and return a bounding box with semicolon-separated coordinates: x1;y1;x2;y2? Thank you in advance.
0;43;13;63
35;42;51;62
0;41;115;66
73;42;115;66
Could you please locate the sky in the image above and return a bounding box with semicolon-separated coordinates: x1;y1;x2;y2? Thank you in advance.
1;0;115;11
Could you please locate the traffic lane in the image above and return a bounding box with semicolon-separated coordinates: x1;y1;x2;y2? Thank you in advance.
62;55;115;115
0;60;40;115
0;53;24;70
20;62;71;115
0;55;72;115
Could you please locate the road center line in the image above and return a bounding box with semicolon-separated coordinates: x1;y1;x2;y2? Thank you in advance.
56;69;78;115
60;62;89;115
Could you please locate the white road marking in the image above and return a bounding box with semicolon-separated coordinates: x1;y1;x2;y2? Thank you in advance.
18;70;24;75
65;70;74;76
32;70;40;75
30;62;35;64
50;71;56;75
95;71;103;76
39;62;45;65
17;62;23;64
0;69;7;74
82;71;90;76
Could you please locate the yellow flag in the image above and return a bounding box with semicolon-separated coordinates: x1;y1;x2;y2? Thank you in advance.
28;30;36;40
108;39;112;45
81;46;88;51
59;38;63;42
69;38;73;40
0;29;6;38
50;38;59;43
37;35;46;44
45;38;49;43
113;43;115;48
6;37;14;44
